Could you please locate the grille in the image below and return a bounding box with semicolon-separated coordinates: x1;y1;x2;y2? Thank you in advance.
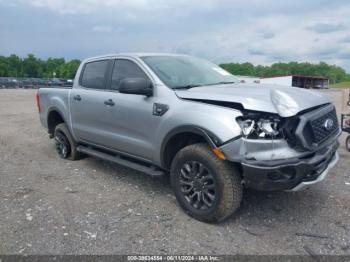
310;109;338;143
295;105;339;150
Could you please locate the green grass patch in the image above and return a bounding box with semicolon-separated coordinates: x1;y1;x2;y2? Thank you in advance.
330;81;350;88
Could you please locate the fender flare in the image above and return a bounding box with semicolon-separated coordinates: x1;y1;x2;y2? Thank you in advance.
159;125;222;168
47;107;67;134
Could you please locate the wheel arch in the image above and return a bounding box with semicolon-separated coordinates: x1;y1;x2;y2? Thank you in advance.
47;107;67;136
160;125;222;170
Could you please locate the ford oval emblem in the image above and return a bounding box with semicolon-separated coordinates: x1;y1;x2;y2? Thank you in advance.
323;118;334;131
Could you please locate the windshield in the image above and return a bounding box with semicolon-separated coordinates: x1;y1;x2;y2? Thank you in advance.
141;55;239;89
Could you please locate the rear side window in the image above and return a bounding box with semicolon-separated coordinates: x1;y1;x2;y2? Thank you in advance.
110;59;149;90
80;60;109;89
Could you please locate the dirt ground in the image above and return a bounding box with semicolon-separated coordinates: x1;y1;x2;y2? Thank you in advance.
0;89;349;255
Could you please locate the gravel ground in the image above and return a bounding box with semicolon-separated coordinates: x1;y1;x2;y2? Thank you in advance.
0;89;349;255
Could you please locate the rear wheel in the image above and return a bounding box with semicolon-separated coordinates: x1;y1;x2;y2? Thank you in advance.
170;143;243;223
54;123;81;160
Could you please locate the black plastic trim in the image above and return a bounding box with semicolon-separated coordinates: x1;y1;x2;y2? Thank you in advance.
79;139;153;164
220;135;243;146
46;107;67;136
160;125;221;169
241;141;338;191
77;145;164;176
295;104;340;150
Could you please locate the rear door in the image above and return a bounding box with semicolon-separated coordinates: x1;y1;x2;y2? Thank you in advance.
70;59;113;145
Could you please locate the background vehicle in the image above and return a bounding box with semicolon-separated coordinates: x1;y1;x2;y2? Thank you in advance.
341;113;350;151
37;53;340;223
47;78;65;87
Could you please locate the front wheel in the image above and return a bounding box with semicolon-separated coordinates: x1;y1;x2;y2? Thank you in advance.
170;143;243;223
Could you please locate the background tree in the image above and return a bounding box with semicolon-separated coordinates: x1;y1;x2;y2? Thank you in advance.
0;56;9;76
0;54;81;79
59;59;81;79
220;61;350;84
0;54;349;83
7;54;21;77
22;54;40;77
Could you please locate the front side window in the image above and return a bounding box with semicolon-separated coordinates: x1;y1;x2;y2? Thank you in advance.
80;60;109;89
141;55;239;89
110;59;149;90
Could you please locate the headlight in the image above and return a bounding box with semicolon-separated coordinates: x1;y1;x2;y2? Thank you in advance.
237;115;281;139
239;119;255;136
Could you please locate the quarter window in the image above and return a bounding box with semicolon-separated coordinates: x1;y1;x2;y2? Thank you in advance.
110;59;149;90
81;60;109;89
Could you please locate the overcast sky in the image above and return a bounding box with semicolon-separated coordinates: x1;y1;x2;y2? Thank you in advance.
1;0;350;71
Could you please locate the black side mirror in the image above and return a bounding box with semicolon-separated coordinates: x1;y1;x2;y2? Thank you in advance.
119;78;153;97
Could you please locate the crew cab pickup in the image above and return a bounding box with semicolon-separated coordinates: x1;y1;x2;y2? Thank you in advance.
37;53;340;222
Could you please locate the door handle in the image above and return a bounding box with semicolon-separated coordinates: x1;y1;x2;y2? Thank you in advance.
73;95;81;101
104;99;115;106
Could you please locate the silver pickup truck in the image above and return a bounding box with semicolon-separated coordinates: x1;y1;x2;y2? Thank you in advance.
37;53;340;223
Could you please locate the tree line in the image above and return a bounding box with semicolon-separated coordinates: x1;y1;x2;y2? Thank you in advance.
0;54;349;83
220;61;350;84
0;54;81;79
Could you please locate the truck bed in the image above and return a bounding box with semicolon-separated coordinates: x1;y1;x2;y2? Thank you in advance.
38;87;71;130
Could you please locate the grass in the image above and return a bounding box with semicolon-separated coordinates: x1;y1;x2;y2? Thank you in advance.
330;81;350;88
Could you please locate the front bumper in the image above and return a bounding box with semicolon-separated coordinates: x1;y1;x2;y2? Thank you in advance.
220;138;339;191
287;151;338;191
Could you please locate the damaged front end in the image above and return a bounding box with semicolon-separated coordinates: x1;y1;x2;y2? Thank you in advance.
234;109;301;150
220;104;341;191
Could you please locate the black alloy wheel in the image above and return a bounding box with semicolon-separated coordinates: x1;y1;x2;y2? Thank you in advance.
55;131;71;159
179;161;217;210
170;143;243;223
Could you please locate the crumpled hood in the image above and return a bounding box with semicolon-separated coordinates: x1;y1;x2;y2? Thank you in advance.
175;83;331;117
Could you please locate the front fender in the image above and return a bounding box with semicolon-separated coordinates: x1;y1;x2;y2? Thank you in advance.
159;125;218;168
153;100;243;166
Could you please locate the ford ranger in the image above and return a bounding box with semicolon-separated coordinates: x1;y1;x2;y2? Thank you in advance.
37;53;340;223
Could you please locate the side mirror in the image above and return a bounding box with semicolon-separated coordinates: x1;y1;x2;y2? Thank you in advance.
119;78;153;97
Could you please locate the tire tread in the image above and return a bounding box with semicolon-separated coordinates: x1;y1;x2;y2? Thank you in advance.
171;143;243;223
54;123;82;161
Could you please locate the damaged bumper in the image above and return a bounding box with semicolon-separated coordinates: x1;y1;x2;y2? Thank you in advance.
220;138;339;191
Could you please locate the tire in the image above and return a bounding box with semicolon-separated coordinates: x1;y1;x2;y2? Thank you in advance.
54;123;81;160
346;135;350;152
170;143;243;223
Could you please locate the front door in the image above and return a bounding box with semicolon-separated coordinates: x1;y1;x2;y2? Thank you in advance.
102;59;161;160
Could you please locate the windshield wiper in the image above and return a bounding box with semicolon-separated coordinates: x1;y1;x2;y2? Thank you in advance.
172;84;203;90
173;81;236;89
207;81;236;86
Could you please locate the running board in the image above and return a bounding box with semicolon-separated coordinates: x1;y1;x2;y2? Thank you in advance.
76;146;165;177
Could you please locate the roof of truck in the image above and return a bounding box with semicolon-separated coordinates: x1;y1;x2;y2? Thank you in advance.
84;53;187;62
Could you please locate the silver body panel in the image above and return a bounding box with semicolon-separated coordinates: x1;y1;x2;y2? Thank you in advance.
220;138;309;162
175;84;331;117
